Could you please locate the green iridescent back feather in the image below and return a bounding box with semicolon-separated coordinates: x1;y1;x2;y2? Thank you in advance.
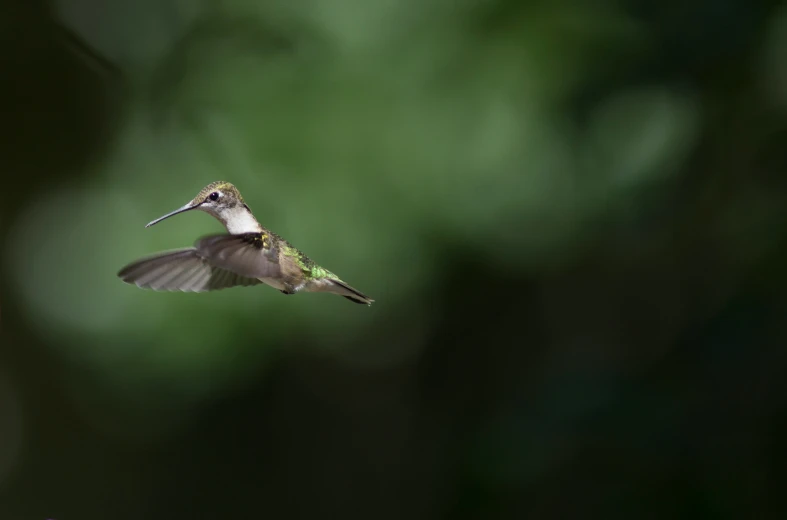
281;243;339;280
240;230;339;281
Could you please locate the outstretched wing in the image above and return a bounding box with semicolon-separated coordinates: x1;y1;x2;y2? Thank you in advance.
117;247;262;292
194;233;285;280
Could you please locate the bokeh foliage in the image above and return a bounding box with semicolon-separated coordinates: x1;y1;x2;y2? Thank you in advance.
1;0;786;518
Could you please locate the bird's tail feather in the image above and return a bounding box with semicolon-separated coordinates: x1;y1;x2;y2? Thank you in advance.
328;279;374;305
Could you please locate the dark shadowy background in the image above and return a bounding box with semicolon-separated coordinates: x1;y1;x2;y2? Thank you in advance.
2;0;787;518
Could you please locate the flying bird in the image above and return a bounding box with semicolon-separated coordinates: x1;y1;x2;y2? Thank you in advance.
118;181;374;305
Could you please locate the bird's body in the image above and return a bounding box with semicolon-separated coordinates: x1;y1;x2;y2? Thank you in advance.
118;181;374;305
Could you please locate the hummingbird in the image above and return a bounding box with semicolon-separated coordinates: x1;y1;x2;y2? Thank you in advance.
117;181;374;305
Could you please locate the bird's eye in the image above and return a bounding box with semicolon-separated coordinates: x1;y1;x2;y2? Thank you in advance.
208;192;220;201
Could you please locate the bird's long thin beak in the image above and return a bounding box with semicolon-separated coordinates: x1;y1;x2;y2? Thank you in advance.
145;202;201;228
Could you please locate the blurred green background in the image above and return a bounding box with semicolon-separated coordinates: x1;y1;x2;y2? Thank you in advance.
2;0;787;518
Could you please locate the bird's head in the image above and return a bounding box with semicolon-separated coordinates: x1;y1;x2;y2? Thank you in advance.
145;181;260;234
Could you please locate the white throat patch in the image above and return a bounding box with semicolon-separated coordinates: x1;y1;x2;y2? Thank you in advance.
219;207;262;234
